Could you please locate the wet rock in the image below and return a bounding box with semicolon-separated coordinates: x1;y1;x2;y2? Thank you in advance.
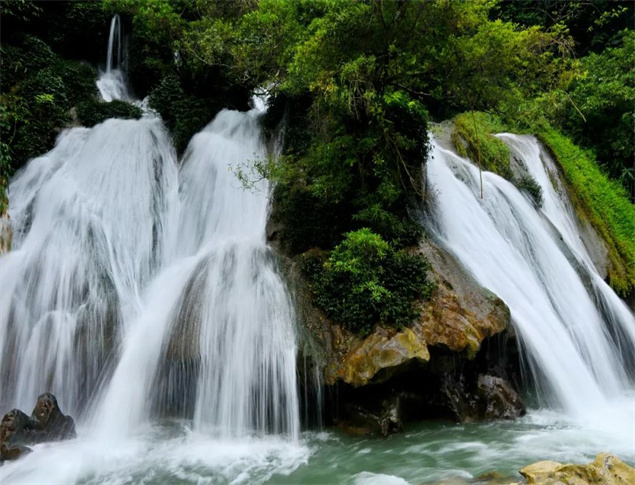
29;393;76;442
336;326;429;387
476;374;525;420
520;453;635;484
339;394;405;437
0;217;11;255
0;394;76;462
0;409;35;462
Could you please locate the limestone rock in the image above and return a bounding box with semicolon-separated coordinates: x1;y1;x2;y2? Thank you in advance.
308;238;512;388
520;453;635;485
520;460;564;483
336;326;429;387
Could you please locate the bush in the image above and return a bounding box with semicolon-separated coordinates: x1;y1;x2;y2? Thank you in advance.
515;174;543;208
77;99;143;127
149;75;213;154
303;228;434;335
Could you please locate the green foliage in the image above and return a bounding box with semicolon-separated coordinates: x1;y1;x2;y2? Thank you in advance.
452;112;512;179
566;31;634;195
148;75;215;154
303;229;434;335
1;33;99;172
492;0;634;56
515;174;544;208
76;100;143;128
538;127;635;294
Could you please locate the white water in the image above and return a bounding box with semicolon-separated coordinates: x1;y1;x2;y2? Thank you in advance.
1;16;301;483
424;135;635;452
96;14;129;102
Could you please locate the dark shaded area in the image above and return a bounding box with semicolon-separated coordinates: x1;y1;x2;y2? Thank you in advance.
308;330;525;436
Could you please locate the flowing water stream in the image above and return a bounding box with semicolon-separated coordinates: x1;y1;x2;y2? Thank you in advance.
0;17;633;485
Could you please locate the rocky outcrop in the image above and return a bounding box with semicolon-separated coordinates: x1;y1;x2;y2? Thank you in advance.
520;453;635;485
280;233;523;435
0;393;76;462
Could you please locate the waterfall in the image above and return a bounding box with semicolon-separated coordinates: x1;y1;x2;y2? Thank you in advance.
93;106;300;440
97;14;129;102
424;135;635;429
1;15;299;441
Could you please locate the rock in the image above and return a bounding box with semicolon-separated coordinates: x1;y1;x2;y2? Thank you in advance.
279;234;522;430
298;238;512;389
29;393;76;442
336;326;430;387
339;394;405;437
0;409;34;462
520;453;635;484
476;374;525;420
0;217;11;255
520;460;564;483
0;394;76;462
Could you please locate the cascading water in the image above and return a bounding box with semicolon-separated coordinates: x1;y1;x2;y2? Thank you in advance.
93;106;300;441
97;14;129;102
3;12;635;484
0;118;179;415
423;134;635;451
0;15;303;484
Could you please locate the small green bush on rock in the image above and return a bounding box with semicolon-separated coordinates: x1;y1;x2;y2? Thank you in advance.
303;228;434;335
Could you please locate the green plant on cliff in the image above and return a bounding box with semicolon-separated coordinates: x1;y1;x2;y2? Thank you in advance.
538;128;635;294
303;229;433;335
76;99;143;128
451;112;512;179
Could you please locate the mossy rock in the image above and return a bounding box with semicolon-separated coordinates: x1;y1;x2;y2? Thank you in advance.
76;99;143;128
451;112;513;180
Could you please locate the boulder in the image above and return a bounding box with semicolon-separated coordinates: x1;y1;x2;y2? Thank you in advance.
29;393;76;442
520;453;635;485
339;394;405;437
0;409;34;462
0;393;76;462
295;238;512;390
285;235;522;431
476;374;525;420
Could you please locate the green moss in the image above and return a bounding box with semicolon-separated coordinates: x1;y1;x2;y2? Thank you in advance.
451;112;513;179
538;127;635;294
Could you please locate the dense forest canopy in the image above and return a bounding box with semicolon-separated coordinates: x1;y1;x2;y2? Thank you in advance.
1;0;633;328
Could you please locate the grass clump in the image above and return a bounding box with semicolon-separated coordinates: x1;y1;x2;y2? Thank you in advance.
538;127;635;294
451;112;513;179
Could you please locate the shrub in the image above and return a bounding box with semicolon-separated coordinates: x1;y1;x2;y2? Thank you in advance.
76;99;143;127
515;174;544;208
303;228;434;335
